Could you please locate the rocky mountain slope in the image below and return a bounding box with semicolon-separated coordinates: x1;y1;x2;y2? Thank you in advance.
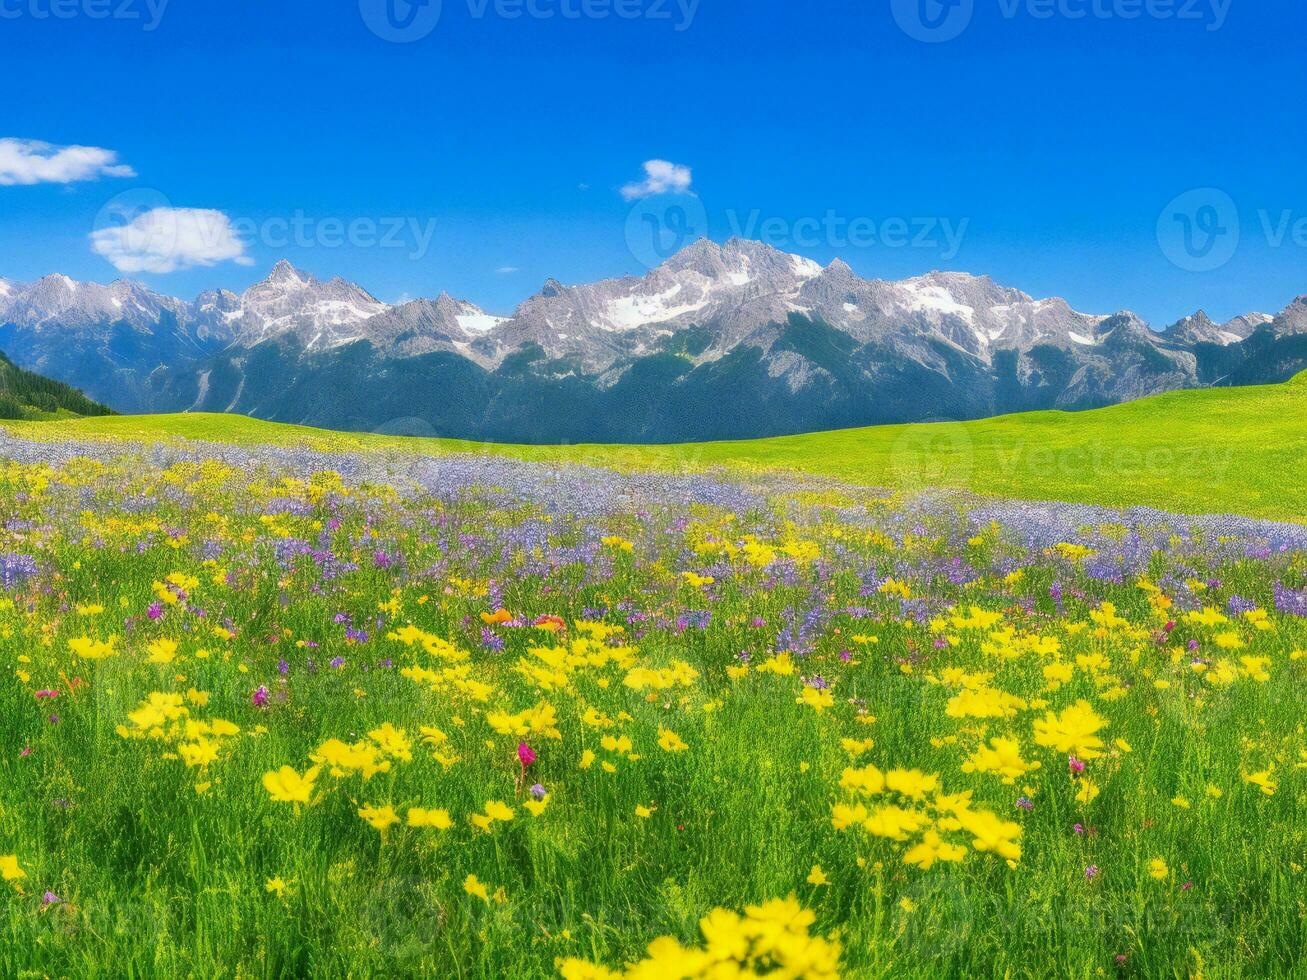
3;239;1304;441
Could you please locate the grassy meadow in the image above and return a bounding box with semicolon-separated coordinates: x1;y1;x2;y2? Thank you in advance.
0;379;1304;977
6;370;1304;523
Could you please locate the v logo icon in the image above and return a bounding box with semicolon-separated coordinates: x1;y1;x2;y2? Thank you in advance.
385;0;431;30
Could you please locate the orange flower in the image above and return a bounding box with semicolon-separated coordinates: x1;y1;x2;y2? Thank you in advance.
480;609;513;626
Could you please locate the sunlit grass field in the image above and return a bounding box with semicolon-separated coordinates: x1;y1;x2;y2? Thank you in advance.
6;370;1304;523
1;379;1304;977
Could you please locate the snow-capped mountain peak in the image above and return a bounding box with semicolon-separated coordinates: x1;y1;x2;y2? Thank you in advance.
267;259;310;285
0;244;1127;370
230;261;390;351
0;273;188;332
660;237;823;288
477;238;839;370
1166;309;1274;346
2;240;1302;440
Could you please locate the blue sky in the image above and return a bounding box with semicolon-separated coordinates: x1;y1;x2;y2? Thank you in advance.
1;0;1305;326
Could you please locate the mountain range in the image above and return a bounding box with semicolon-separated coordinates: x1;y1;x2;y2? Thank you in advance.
2;238;1305;442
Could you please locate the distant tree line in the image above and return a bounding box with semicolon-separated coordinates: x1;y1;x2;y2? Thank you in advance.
0;352;114;419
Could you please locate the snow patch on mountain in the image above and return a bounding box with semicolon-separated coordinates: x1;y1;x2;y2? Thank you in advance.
791;254;824;279
455;310;507;334
901;279;976;325
605;284;710;330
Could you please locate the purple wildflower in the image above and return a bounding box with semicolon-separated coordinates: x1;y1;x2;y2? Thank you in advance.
1273;583;1306;617
0;554;38;590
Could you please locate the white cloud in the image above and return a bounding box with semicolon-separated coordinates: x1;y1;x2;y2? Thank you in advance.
90;206;254;274
0;138;136;186
620;159;693;201
496;266;519;275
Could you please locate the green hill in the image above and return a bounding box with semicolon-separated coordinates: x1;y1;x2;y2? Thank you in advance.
0;351;114;420
3;371;1304;522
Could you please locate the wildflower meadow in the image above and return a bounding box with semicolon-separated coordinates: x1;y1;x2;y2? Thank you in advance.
0;429;1304;977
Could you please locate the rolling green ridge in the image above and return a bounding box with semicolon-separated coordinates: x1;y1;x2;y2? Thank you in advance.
0;351;113;420
4;371;1304;522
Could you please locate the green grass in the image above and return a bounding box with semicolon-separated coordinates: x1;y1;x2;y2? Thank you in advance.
5;371;1305;521
0;443;1303;977
2;387;1306;979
